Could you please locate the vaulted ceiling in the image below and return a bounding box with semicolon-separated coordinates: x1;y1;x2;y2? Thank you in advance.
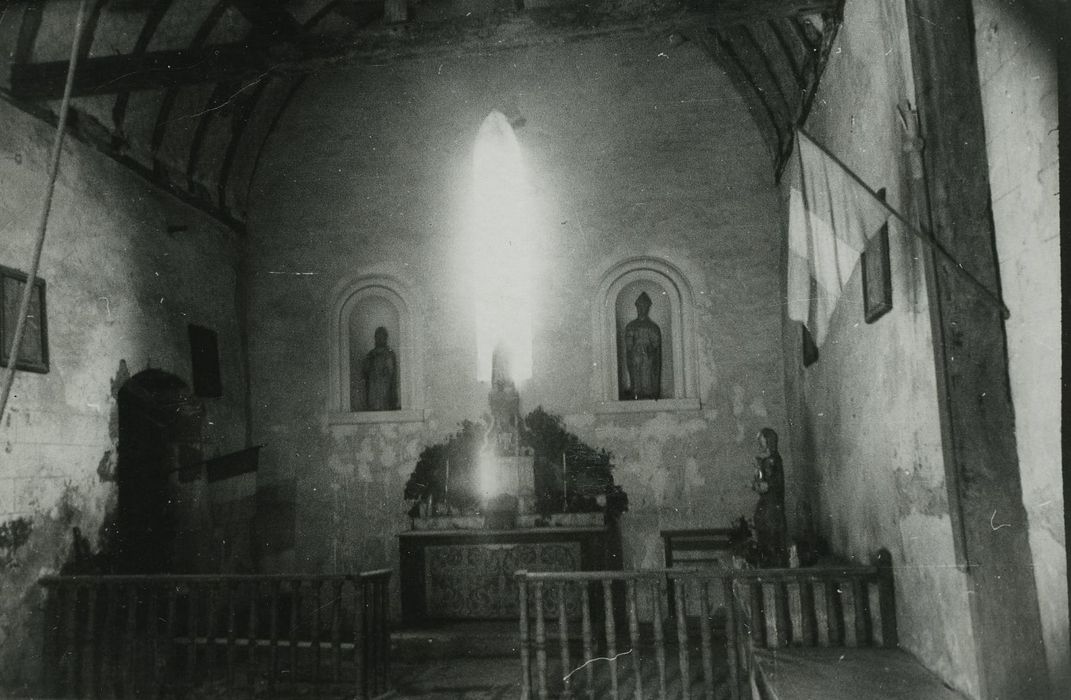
0;0;842;232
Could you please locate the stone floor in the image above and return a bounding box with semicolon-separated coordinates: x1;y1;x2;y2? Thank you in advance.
389;622;523;699
391;658;522;699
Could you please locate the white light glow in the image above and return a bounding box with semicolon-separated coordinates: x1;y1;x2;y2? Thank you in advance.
464;111;538;384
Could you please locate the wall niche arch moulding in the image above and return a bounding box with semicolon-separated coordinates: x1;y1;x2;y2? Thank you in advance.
328;274;426;424
593;257;701;413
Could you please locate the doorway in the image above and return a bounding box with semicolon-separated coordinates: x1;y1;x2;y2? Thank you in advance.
115;369;203;573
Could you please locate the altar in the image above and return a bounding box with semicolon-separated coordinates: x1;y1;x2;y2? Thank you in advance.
398;523;621;622
398;348;625;621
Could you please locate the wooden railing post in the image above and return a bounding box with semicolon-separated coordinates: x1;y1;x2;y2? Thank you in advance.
40;583;59;697
353;577;365;698
378;574;390;695
123;583;138;695
164;584;177;698
698;579;715;699
517;572;532;699
721;577;740;700
875;548;898;648
331;579;343;683
204;582;217;679
146;584;159;697
602;578;619;699
311;578;322;686
652;576;668;699
247;581;259;694
185;583;198;689
625;578;643;699
226;581;237;687
85;584;99;697
35;571;388;700
534;581;549;699
557;581;573;699
289;579;300;682
672;577;690;700
580;580;595;698
63;584;79;696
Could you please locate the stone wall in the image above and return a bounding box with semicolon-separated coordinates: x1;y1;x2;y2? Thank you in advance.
781;1;980;696
247;35;786;598
973;1;1067;694
0;98;248;691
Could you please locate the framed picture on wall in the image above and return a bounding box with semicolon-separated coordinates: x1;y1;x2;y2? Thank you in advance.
0;265;49;373
801;323;819;367
861;188;893;323
188;324;223;398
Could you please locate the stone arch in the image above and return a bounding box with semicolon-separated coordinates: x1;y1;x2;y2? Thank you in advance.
593;257;700;411
328;274;425;421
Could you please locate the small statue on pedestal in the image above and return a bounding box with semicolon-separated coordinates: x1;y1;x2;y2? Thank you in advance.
752;427;788;567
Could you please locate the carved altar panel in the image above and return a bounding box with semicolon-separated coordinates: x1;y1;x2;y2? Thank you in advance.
425;542;580;618
399;526;621;623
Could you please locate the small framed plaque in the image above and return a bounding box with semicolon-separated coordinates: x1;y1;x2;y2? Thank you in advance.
0;265;49;373
801;324;819;367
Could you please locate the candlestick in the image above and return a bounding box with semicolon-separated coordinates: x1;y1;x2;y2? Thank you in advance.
562;452;568;511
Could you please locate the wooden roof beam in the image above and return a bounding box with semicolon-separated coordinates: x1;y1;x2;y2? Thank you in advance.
229;0;304;40
710;0;841;26
10;45;266;99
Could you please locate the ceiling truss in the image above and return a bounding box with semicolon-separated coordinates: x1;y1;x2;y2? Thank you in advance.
1;0;842;231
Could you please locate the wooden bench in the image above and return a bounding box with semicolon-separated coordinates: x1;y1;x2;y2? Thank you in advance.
727;550;966;700
660;528;736;569
660;528;735;615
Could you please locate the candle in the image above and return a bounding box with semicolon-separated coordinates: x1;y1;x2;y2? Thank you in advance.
562;452;568;510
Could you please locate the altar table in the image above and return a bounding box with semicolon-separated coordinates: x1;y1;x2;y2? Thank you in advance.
398;526;621;622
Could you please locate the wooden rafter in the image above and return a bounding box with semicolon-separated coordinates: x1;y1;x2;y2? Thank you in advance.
2;0;847;231
111;0;174;137
711;0;840;25
14;0;44;64
706;2;843;177
230;0;303;40
11;44;266;99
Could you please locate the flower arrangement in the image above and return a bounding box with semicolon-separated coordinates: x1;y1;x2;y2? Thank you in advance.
403;407;628;519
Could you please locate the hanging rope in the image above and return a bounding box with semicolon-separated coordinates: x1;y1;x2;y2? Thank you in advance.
0;0;90;428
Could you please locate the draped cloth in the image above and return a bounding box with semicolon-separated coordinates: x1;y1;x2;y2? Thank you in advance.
787;131;891;347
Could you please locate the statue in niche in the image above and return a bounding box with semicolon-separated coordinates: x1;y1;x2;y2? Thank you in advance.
752;427;787;567
622;292;662;400
362;327;400;411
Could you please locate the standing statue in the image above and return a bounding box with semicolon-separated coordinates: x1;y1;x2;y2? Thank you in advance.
623;292;662;399
752;427;788;567
363;327;400;411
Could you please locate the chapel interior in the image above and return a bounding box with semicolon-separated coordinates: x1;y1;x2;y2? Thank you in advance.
0;1;1066;698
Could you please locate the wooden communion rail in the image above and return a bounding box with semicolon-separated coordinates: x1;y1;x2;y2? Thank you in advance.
516;556;896;700
38;569;392;699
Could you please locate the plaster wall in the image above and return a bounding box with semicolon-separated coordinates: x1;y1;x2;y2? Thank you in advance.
782;1;979;696
973;1;1067;693
247;35;786;594
0;99;248;691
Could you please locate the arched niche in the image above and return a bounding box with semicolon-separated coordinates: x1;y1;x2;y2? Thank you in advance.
328;275;425;423
593;258;700;413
